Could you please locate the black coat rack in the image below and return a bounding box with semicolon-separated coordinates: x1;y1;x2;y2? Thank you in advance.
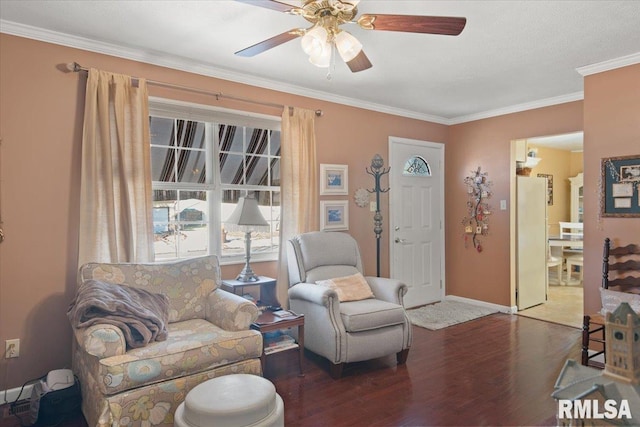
366;154;390;277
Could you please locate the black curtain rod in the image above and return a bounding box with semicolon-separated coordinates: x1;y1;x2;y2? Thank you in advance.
66;62;323;117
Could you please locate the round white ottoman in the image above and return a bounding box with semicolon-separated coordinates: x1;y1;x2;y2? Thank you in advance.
174;374;284;427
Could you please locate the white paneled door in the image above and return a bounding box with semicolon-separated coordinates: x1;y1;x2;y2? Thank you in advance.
389;137;444;308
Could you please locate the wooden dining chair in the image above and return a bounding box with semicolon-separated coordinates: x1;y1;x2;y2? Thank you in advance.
547;245;564;285
582;238;640;368
559;222;583;284
559;222;583;239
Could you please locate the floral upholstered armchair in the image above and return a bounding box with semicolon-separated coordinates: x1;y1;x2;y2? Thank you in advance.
70;255;263;427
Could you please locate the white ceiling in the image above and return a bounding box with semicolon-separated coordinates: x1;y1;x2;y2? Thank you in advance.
1;1;640;124
527;131;583;152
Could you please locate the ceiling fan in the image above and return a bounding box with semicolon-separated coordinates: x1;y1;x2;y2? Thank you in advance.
234;0;467;73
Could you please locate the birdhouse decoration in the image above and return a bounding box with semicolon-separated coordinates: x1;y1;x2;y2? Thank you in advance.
604;302;640;384
462;167;492;252
552;302;640;424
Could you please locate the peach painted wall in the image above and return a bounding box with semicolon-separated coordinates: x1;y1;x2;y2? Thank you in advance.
0;34;446;388
2;31;637;391
447;102;583;307
582;63;640;315
570;151;584;177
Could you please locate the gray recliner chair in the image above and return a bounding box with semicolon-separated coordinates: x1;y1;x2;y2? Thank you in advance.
287;231;411;378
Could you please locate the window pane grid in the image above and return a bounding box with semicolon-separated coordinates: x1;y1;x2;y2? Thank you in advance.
153;189;209;259
151;106;280;261
151;118;208;184
219;128;280;188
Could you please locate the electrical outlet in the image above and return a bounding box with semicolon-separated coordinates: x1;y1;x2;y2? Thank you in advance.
5;339;19;358
369;201;377;212
500;200;507;210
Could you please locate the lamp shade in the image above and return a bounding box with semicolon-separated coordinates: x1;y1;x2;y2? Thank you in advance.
309;44;332;68
224;195;268;282
301;26;329;57
224;196;269;230
335;30;362;62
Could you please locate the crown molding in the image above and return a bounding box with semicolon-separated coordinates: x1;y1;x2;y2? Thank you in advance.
0;20;449;124
7;19;629;126
448;92;584;125
576;52;640;76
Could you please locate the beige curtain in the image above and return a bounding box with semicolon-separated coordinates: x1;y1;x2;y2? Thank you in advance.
78;69;154;267
277;107;319;307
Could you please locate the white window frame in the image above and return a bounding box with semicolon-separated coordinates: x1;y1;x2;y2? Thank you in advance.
149;97;281;265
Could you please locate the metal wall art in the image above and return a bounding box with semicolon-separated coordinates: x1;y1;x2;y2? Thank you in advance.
354;188;370;208
462;166;492;252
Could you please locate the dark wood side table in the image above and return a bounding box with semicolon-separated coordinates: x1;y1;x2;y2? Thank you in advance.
221;276;279;307
251;311;305;376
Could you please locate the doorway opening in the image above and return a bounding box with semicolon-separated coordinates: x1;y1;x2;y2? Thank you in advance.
512;131;584;328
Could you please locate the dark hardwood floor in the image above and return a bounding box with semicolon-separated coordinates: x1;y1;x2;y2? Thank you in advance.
267;313;580;426
1;313;581;427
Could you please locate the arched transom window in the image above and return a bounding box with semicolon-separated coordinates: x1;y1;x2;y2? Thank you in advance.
403;155;431;177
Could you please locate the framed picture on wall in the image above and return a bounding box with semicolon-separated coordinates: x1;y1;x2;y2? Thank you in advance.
601;155;640;217
320;164;348;195
320;200;349;231
620;165;640;182
612;183;633;198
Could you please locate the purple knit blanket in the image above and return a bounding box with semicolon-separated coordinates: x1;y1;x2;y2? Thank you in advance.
68;279;170;348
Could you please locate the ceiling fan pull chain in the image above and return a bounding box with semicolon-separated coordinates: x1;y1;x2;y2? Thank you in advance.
326;44;337;80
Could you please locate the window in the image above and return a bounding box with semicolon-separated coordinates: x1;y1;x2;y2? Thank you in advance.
149;98;281;263
402;155;431;177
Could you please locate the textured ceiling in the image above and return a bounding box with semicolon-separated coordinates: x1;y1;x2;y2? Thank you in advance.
528;132;583;152
1;0;639;124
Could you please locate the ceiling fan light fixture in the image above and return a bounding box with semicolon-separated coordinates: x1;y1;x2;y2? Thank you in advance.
234;0;466;74
309;44;332;68
301;26;329;57
329;0;360;12
334;30;362;62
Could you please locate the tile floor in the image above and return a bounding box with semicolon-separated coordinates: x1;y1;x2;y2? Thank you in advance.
517;284;583;329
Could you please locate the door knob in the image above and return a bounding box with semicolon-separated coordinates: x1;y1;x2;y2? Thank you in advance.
395;238;406;244
394;226;400;231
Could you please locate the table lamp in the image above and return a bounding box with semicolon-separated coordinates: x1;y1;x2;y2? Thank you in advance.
224;194;269;282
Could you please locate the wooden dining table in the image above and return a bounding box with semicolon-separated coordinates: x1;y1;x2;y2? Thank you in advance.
548;235;584;249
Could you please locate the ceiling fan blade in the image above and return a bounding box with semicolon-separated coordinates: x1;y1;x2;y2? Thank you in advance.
358;14;466;36
235;30;302;57
346;50;372;73
234;0;297;13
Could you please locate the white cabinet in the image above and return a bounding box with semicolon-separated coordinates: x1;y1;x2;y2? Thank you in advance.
569;172;583;223
515;139;528;162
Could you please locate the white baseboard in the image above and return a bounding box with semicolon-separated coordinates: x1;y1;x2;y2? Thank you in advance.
445;295;517;314
1;384;33;405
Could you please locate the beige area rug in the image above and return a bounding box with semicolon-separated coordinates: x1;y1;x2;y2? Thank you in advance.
407;300;498;330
